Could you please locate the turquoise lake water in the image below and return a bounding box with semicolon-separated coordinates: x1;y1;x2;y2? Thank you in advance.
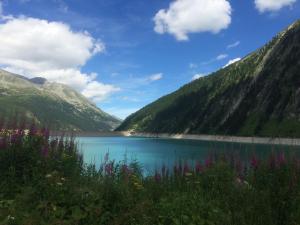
77;137;300;175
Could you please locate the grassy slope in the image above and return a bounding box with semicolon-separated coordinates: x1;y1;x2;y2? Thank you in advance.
117;20;300;137
0;95;117;131
0;70;121;131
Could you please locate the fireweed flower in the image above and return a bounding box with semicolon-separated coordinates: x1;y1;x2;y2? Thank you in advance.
105;161;114;176
195;161;203;174
10;130;24;145
29;123;37;136
250;155;259;169
173;164;179;175
183;161;190;174
277;152;286;167
154;171;161;183
205;157;213;168
10;133;18;144
41;128;50;143
121;164;131;182
269;153;276;170
42;145;49;157
121;164;130;174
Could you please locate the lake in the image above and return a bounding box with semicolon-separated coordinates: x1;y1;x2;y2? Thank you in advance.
77;136;300;175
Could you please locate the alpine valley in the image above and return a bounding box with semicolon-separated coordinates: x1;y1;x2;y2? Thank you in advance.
0;69;121;131
117;20;300;138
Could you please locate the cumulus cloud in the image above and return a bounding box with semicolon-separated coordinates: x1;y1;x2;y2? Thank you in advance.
0;16;119;102
223;57;241;68
148;73;163;81
153;0;232;41
227;41;240;49
82;81;120;102
255;0;296;12
192;73;206;80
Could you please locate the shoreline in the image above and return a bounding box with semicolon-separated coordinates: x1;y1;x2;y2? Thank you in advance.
50;131;130;137
51;131;300;146
130;132;300;146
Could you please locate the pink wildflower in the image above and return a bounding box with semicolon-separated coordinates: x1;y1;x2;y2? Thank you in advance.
154;171;161;183
195;161;203;174
250;155;259;169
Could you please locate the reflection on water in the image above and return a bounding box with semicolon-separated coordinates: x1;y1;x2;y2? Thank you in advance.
77;137;300;175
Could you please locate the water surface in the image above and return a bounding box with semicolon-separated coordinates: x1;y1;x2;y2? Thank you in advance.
78;137;300;174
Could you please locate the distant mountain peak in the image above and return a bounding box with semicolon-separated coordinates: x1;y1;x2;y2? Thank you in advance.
30;77;47;85
0;69;121;131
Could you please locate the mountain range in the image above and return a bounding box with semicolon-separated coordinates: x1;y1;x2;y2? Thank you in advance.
117;20;300;138
0;69;121;131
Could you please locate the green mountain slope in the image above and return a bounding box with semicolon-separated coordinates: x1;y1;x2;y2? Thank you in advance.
0;69;121;131
117;20;300;137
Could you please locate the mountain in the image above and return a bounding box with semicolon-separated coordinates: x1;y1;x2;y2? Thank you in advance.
0;69;121;131
117;20;300;138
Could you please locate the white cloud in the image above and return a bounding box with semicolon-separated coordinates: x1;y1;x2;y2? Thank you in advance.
192;73;206;80
216;54;228;60
153;0;232;41
0;16;119;102
81;81;120;102
227;41;240;49
223;57;241;68
255;0;296;12
148;73;163;81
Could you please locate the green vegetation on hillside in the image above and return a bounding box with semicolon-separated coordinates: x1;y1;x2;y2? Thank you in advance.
117;20;300;137
0;70;120;131
1;127;300;224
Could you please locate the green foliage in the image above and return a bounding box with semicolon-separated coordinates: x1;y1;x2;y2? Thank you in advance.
0;70;120;131
117;19;300;138
1;129;300;224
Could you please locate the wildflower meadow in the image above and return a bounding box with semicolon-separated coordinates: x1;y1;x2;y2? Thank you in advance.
1;122;300;224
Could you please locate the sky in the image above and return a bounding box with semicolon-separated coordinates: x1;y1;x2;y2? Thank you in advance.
0;0;299;119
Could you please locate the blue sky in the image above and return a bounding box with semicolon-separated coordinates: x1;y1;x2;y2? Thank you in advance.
0;0;300;119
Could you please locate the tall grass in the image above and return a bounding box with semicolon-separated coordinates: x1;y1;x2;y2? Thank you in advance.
1;125;300;225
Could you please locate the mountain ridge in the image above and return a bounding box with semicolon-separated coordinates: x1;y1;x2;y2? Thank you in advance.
0;69;121;131
117;19;300;137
